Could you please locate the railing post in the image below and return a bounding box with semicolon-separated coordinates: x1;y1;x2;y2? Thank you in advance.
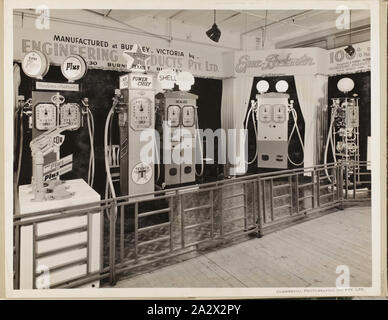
109;202;117;286
210;190;214;239
338;162;345;210
256;177;263;238
14;224;20;290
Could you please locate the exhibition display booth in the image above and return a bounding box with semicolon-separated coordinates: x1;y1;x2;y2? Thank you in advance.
12;9;371;289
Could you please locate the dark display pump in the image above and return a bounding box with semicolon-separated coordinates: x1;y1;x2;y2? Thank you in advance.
245;80;304;169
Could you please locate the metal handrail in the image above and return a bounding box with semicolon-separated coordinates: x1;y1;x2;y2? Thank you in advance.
13;161;371;289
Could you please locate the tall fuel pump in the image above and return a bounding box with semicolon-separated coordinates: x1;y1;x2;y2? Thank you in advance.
245;80;304;169
104;72;156;199
324;77;360;182
15;51;95;189
155;90;203;187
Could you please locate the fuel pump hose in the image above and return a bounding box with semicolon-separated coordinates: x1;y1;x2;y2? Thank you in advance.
195;108;204;176
287;108;305;166
104;106;117;199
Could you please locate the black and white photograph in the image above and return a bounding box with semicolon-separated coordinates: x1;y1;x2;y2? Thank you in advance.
2;0;386;299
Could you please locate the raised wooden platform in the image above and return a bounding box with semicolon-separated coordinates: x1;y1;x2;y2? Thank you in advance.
114;206;371;288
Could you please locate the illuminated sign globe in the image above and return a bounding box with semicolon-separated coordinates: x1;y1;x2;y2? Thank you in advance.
256;80;269;93
337;77;355;93
176;71;195;91
21;50;50;79
61;55;88;82
157;69;177;90
275;80;289;93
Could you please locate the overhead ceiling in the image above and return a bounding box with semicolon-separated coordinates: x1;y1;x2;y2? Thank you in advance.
88;9;369;36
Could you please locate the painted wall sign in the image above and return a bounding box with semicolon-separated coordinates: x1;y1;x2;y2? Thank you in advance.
14;28;370;78
36;81;79;91
327;42;370;75
231;47;326;77
14;30;223;78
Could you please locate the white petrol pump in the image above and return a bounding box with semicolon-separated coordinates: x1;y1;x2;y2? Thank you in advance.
116;72;156;198
155;90;203;187
104;67;204;199
245;80;304;169
15;51;95;200
105;71;156;200
155;69;203;188
324;77;360;181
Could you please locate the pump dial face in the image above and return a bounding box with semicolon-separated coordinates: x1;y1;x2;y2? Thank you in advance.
130;97;152;130
182;105;195;127
273;104;287;123
35;103;57;130
59;103;81;130
167;105;180;127
259;104;271;123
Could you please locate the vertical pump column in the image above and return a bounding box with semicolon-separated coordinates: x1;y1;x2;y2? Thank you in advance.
118;73;155;197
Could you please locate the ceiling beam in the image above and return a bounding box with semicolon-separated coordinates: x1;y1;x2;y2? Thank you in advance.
240;10;313;36
168;10;185;20
84;9;170;41
219;12;241;24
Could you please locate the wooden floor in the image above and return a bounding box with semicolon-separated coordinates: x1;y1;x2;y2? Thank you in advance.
114;206;371;288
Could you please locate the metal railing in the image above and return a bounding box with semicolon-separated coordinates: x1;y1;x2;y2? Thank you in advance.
13;161;371;289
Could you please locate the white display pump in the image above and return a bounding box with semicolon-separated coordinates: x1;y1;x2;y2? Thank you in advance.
15;52;95;193
155;78;204;187
324;77;360;182
245;80;304;169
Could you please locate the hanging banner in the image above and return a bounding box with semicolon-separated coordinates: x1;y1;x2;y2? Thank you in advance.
14;29;223;78
230;47;328;77
13;28;370;79
327;41;370;75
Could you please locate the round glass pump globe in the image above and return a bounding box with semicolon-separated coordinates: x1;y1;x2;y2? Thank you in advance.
337;77;355;93
275;80;289;93
256;80;269;93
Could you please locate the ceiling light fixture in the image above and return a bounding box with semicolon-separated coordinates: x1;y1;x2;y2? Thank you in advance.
206;10;221;42
344;10;355;57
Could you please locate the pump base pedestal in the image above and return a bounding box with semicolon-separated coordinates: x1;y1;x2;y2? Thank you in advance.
18;179;101;289
257;140;288;169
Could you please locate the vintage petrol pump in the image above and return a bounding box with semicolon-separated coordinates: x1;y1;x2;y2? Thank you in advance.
324;77;360;181
245;80;304;169
15;51;95;195
117;72;155;197
155;90;200;186
104;45;156;199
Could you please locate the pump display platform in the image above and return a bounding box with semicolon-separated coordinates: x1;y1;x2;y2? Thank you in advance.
18;179;101;289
